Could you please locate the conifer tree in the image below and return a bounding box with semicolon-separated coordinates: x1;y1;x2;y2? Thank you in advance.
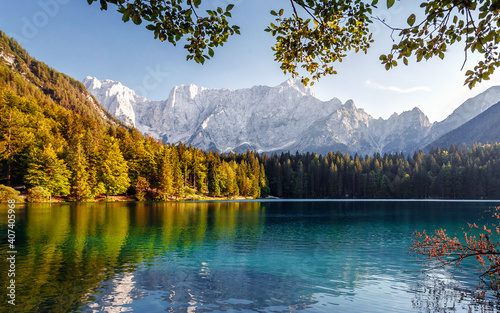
158;146;174;200
192;149;207;193
170;145;184;198
223;161;239;197
207;152;223;196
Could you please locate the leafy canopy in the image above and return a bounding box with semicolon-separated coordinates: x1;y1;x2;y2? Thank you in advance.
88;0;500;88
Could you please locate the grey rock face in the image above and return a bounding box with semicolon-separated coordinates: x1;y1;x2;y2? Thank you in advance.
83;77;500;155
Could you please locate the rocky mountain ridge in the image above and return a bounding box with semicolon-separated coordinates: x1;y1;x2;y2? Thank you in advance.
83;76;500;155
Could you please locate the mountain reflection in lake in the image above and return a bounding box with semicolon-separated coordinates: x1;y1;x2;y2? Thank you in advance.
1;200;500;312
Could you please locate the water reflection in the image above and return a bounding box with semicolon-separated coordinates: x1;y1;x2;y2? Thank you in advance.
0;201;499;312
412;270;500;313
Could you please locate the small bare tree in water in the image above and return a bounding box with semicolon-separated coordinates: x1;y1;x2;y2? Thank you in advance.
410;207;500;296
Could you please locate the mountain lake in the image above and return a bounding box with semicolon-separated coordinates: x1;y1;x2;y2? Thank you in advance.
1;200;500;312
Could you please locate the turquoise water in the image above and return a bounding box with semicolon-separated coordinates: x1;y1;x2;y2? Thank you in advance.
1;200;500;312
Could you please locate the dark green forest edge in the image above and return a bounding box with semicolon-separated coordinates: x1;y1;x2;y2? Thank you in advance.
0;31;499;202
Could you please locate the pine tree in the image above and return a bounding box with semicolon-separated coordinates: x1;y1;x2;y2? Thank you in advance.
223;161;239;197
170;145;184;198
207;152;223;196
157;146;174;200
292;161;305;198
192;149;207;193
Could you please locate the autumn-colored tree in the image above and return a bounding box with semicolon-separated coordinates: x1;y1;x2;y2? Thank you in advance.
134;176;150;201
27;186;51;202
24;144;71;197
67;140;92;201
99;136;130;196
0;32;271;201
0;184;23;203
0;90;35;185
410;207;500;292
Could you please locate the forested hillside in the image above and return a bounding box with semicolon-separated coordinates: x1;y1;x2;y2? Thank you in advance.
0;31;267;201
1;31;499;201
262;143;500;199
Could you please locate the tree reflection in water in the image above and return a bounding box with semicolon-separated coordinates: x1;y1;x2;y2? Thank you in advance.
412;270;500;313
83;268;316;312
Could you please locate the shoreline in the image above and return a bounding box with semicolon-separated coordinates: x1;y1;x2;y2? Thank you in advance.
9;194;257;203
4;196;500;204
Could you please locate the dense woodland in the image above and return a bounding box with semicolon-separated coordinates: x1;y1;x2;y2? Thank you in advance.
1;31;500;201
0;31;266;201
261;143;500;199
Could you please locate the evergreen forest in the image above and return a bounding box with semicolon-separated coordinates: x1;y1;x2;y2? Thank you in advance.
1;31;500;201
261;144;500;199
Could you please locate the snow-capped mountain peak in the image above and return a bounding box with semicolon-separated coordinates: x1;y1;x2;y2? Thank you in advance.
279;78;314;97
83;76;139;127
84;77;441;155
83;77;500;155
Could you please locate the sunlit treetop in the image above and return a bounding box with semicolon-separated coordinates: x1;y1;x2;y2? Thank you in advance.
88;0;500;88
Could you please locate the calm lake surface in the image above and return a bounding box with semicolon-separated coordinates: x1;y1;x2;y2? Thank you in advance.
1;200;500;312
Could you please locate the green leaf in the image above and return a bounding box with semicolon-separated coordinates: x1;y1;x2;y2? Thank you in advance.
407;14;416;27
132;13;142;25
226;4;234;11
387;0;395;8
100;0;107;10
208;48;214;58
122;10;130;22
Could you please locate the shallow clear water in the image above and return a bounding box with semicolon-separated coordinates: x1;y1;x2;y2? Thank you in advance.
1;200;500;312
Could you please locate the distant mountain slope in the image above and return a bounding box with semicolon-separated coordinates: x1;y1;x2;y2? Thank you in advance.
420;86;500;147
84;77;435;155
427;101;500;149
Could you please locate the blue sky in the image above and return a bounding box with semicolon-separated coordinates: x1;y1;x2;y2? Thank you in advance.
1;0;500;122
